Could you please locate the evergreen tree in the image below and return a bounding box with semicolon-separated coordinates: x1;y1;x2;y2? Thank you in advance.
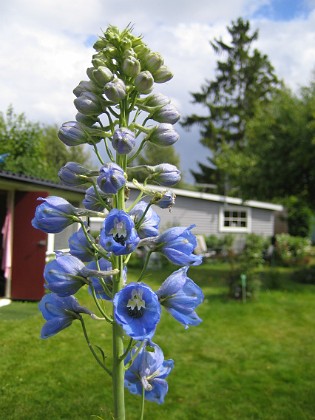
182;17;280;193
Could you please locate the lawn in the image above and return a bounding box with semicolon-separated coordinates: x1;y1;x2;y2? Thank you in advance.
1;263;315;419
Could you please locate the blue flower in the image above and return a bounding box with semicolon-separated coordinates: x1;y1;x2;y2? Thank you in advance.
152;190;176;209
58;162;94;186
113;283;161;340
83;185;111;211
112;127;136;155
151;102;180;124
68;225;96;262
150;163;181;186
148;123;179;147
44;254;88;296
39;293;92;339
130;201;160;239
32;196;79;234
97;163;126;194
100;209;140;255
156;225;202;266
156;267;204;328
125;341;174;404
58;121;89;146
86;258;122;300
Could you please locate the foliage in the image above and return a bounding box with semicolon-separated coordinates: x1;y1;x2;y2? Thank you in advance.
0;106;90;181
181;17;280;192
218;82;315;212
205;234;234;256
275;234;311;266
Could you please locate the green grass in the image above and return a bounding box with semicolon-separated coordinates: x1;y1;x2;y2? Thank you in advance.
1;263;315;419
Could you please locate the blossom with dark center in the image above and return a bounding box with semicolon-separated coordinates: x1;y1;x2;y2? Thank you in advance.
156;267;204;328
100;209;140;255
125;341;174;404
113;283;160;340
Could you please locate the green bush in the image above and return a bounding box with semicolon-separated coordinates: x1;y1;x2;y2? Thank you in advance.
275;234;311;266
205;234;234;256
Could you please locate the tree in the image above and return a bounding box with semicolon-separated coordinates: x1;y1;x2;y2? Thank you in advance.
0;106;91;181
181;17;280;193
218;82;315;236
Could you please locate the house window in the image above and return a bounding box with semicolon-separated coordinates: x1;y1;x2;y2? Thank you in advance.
219;206;251;232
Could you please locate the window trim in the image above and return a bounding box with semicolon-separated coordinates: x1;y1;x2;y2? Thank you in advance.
219;205;251;233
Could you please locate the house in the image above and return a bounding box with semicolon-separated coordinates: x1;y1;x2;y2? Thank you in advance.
0;170;284;301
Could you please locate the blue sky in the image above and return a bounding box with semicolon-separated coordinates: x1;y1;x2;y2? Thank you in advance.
0;0;314;183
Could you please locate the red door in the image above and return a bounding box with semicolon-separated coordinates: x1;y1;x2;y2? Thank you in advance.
11;191;48;300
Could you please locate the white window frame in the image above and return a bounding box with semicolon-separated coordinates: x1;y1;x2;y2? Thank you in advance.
219;205;251;233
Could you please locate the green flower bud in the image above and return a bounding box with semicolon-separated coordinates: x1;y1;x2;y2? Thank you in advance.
93;66;114;87
134;71;154;93
104;78;126;103
122;56;141;78
153;65;173;83
74;92;103;116
75;112;98;126
144;52;164;73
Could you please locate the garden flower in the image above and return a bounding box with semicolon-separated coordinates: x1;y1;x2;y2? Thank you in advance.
87;258;116;300
156;267;204;328
104;78;126;102
112;127;136;155
97;162;126;194
82;185;111;211
125;341;174;404
134;70;154;93
113;283;161;340
32;196;80;234
44;254;88;296
68;225;96;262
147;123;179;147
122;56;141;78
100;209;140;255
74;91;103;116
155;224;202;266
150;163;181;186
39;293;92;339
153;65;173;83
58;162;95;186
58;121;89;146
92;66;113;86
152;190;176;209
151;103;180;124
129;201;160;239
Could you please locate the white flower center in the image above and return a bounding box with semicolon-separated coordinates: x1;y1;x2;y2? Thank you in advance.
127;288;146;311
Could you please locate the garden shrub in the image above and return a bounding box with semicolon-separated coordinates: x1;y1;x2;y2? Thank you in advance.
275;234;311;266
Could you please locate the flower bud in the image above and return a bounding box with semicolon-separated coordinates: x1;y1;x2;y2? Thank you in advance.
112;127;136;155
152;191;176;209
104;78;126;103
134;71;154;93
144;51;164;73
122;56;141;78
151;103;180;124
74;92;103;116
97;162;126;194
75;112;98;127
143;93;170;108
147;123;179;147
83;185;111;211
58;121;89;146
93;66;113;87
73;80;99;97
153;65;173;83
58;162;95;186
150;164;181;186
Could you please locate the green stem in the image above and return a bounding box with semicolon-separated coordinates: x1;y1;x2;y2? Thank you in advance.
79;316;112;376
140;385;145;420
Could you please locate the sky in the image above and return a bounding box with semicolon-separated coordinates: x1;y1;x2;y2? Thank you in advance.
0;0;314;183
